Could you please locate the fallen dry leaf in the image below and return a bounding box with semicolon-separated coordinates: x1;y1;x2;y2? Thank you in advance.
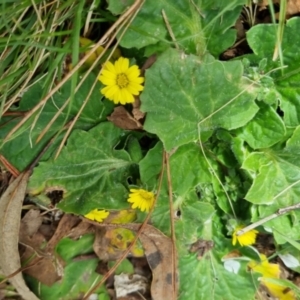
107;106;143;130
114;273;149;298
93;227;143;261
287;0;300;16
0;171;40;300
138;224;178;300
83;219;178;300
19;213;94;287
19;210;63;286
47;214;94;249
132;97;145;122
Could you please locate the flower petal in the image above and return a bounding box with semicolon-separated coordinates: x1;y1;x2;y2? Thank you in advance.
84;209;109;222
232;225;258;247
126;65;140;78
100;69;117;79
127;189;155;213
127;82;144;94
114;57;128;74
103;61;115;73
120;57;130;73
99;75;116;86
121;88;134;103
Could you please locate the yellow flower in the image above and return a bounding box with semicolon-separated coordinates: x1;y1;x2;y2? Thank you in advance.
84;209;109;222
98;57;144;105
127;189;155;212
232;225;258;246
248;254;280;278
263;280;295;300
248;255;295;300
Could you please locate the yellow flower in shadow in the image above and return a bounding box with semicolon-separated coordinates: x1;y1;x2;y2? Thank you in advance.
127;189;155;213
248;254;295;300
99;57;144;105
248;254;280;278
84;209;109;222
232;225;258;246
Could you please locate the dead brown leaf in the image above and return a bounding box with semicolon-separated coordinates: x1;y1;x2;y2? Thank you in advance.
107;106;143;130
46;214;94;250
19;213;94;286
0;171;40;300
93;227;116;261
189;239;214;260
287;0;300;16
132;98;145;122
138;224;178;300
19;210;63;286
83;220;178;300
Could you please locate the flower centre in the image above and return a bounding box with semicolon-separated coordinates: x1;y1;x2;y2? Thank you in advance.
116;73;129;88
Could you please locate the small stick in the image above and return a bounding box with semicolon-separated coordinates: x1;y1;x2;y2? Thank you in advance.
165;152;177;300
236;203;300;236
162;10;179;50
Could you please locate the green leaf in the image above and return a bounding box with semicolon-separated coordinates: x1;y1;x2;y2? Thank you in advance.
0;74;113;172
243;150;300;206
179;254;256;300
108;259;134;275
170;143;212;194
179;216;257;300
127;136;143;163
26;259;107;300
242;139;300;243
141;49;259;151
119;0;246;57
149;143;215;238
237;102;286;149
28;122;134;214
139;141;163;188
55;234;94;262
26;233;108;300
107;0;134;15
246;17;300;127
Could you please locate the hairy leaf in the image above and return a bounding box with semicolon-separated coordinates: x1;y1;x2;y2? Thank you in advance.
28;123;134;214
0;74;113;172
141;49;259;151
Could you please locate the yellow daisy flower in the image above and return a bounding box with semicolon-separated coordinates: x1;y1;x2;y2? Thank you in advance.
98;57;144;105
84;209;109;222
248;255;295;300
262;281;295;300
248;254;280;278
127;189;155;213
232;225;258;246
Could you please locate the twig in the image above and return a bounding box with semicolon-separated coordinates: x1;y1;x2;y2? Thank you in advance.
162;10;179;50
236;203;300;236
165;151;178;300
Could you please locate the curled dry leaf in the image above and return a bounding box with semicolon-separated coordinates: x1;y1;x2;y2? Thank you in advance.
132;97;145;122
107;106;143;130
0;171;40;300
